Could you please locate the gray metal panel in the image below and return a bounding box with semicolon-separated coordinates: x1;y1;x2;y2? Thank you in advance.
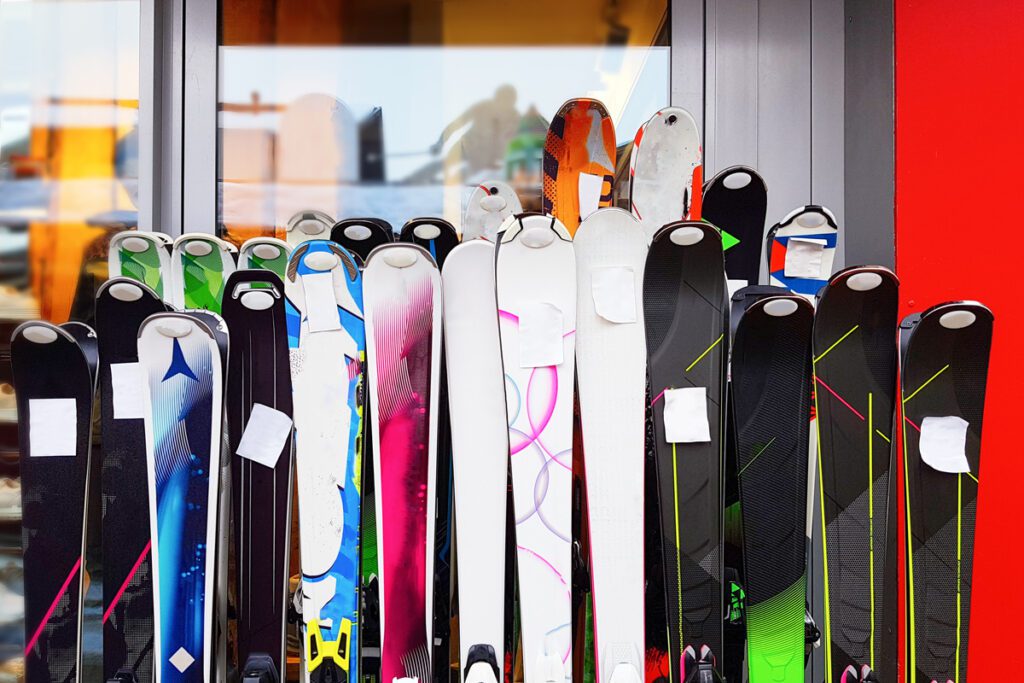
845;0;895;268
181;0;217;234
704;0;759;176
812;0;846;270
671;0;705;135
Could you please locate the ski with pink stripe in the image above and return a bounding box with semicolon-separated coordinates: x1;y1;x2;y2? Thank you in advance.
364;243;442;683
496;213;576;683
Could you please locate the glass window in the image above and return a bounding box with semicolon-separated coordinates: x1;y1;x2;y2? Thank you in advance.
218;0;670;243
0;1;141;676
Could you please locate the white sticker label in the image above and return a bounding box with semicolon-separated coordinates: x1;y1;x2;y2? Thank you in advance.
301;272;342;333
519;302;564;368
663;387;711;443
591;267;637;323
920;415;971;474
578;173;604;221
784;237;827;278
29;398;77;457
236;403;293;469
111;362;146;420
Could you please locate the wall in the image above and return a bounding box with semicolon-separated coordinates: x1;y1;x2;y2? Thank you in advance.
895;0;1024;678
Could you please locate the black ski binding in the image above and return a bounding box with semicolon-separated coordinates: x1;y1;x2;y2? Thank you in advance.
241;653;280;683
107;670;138;683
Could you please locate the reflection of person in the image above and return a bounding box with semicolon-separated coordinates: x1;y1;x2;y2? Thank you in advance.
431;85;521;182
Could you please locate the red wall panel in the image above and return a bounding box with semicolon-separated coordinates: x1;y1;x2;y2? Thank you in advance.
896;0;1024;678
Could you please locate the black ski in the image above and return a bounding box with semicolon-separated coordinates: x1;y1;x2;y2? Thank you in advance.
331;218;394;262
96;278;168;683
813;266;899;683
731;293;813;683
222;270;295;682
901;301;993;683
12;321;97;683
643;221;727;683
701;165;767;287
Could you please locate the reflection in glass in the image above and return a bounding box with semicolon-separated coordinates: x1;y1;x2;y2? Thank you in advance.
218;0;669;244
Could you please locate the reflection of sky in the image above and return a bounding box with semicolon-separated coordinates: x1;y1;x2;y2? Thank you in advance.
219;46;668;182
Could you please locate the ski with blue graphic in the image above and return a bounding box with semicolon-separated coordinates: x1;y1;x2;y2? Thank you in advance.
284;240;366;683
765;206;839;297
139;312;225;682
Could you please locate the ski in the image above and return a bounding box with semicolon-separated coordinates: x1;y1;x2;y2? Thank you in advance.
812;267;899;683
900;301;993;683
239;237;292;281
222;270;296;682
642;221;727;683
286;210;335;249
731;294;814;683
97;278;168;683
701;166;767;289
629;107;702;240
109;231;173;302
138;312;225;682
11;321;96;683
765;206;839;298
400;216;459;682
170;234;237;313
574;208;647;683
495;213;576;683
331;219;394;263
542;98;616;236
442;240;509;683
463;182;523;241
364;243;442;683
284;240;366;683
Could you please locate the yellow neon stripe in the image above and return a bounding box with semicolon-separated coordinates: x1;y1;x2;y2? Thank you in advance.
813;324;859;364
672;442;684;655
955;473;962;683
685;334;724;373
875;429;891;443
903;387;917;677
814;371;833;677
902;364;950;404
965;471;979;484
737;437;775;477
868;392;876;669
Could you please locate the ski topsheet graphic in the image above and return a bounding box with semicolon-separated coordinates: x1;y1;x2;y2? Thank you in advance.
731;295;813;683
574;208;646;683
543;99;616;236
701;166;767;289
765;206;839;297
109;231;173;301
901;302;992;683
284;240;365;683
813;267;899;683
463;181;523;241
629;107;702;240
643;221;727;683
442;240;509;683
138;312;224;682
331;218;394;263
364;243;441;683
238;237;292;281
97;279;168;683
12;321;95;683
496;213;576;683
222;270;295;681
170;234;237;312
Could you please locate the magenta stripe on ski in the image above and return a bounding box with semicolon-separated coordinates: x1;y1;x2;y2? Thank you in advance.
25;556;81;656
102;540;151;624
373;274;434;683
